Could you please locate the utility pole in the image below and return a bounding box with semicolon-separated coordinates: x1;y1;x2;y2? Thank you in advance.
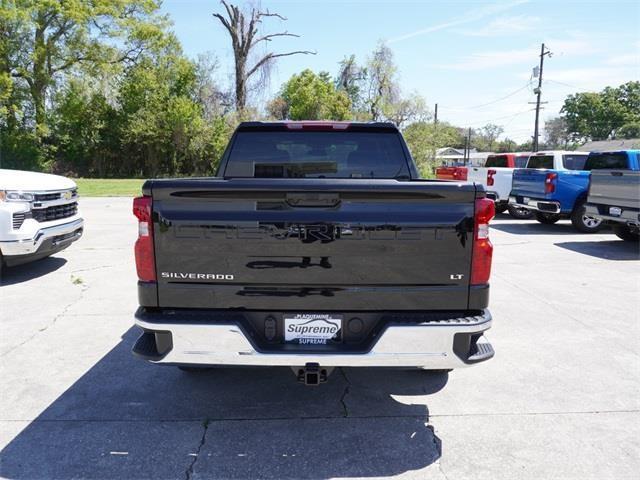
463;127;471;165
533;43;552;152
434;103;438;126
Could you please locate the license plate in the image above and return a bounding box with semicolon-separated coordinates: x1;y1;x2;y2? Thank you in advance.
284;314;342;345
523;197;530;204
609;207;622;216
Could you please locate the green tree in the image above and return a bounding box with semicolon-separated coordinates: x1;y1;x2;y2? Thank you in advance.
335;54;366;110
561;82;640;142
543;117;569;148
475;123;504;151
2;0;164;137
364;42;398;121
616;122;640;139
273;69;351;120
403;121;465;178
50;79;119;176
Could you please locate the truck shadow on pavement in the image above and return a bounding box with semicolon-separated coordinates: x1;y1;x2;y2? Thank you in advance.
0;328;446;479
0;256;67;286
555;240;640;261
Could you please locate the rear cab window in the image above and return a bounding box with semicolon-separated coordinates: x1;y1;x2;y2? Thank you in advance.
485;155;509;168
584;153;629;170
562;154;588;170
223;129;411;179
526;155;554;169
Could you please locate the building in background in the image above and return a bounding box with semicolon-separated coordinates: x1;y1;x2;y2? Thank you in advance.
436;147;492;167
577;138;640;152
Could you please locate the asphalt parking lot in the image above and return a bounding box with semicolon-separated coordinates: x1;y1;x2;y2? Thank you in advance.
1;197;639;479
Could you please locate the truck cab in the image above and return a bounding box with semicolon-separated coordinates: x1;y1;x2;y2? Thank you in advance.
586;150;640;241
508;150;600;232
466;152;531;218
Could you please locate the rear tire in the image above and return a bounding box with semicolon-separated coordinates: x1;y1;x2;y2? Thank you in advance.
613;225;640;242
570;202;603;233
535;212;561;224
508;205;533;219
495;204;508;214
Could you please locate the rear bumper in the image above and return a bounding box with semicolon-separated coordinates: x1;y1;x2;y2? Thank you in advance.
509;195;561;214
133;308;494;369
585;203;640;226
0;218;84;264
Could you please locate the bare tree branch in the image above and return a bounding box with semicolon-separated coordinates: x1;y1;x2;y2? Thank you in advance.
251;32;299;47
246;50;316;78
213;1;315;110
257;11;287;21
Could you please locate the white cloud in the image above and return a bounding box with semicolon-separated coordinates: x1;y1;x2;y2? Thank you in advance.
544;66;639;90
605;53;640;66
388;0;530;43
430;47;536;70
457;14;540;37
431;37;596;71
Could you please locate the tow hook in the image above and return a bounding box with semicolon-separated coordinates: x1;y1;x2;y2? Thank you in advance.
293;363;333;386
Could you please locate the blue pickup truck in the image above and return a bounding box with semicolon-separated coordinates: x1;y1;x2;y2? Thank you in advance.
586;150;640;241
508;151;601;232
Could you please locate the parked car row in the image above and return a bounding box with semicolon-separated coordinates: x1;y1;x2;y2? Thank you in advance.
437;149;640;241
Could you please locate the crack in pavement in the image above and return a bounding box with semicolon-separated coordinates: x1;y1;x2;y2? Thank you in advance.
185;419;210;480
70;264;114;274
338;368;351;418
0;282;89;359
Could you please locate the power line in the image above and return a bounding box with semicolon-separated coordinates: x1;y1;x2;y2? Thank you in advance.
463;107;536;127
438;81;533;111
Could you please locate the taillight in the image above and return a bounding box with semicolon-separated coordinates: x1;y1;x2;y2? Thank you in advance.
487;169;496;186
471;198;495;285
133;195;156;282
544;173;557;194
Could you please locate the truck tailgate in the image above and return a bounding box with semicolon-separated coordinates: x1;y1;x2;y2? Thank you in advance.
588;170;640;209
511;169;549;196
150;178;478;311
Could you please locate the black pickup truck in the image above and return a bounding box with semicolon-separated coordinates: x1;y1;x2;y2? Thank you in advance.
132;121;495;384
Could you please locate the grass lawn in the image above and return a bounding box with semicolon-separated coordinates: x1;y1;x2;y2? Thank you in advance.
75;178;145;197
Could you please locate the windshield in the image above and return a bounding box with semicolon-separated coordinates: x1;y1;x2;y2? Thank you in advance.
224;131;410;179
485;155;509;168
562;154;588;170
584;153;629;170
527;155;554;169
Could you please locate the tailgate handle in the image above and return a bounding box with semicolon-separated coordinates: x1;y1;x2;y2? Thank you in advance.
610;171;623;176
285;193;341;208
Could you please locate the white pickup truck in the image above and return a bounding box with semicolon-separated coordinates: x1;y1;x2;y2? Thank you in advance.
466;153;532;218
0;169;83;273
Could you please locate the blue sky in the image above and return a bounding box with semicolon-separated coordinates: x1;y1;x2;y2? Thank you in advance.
162;0;640;142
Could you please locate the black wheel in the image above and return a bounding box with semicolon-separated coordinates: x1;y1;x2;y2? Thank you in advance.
495;204;508;214
508;205;533;219
570;202;603;233
177;366;212;373
613;225;640;242
535;212;561;224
